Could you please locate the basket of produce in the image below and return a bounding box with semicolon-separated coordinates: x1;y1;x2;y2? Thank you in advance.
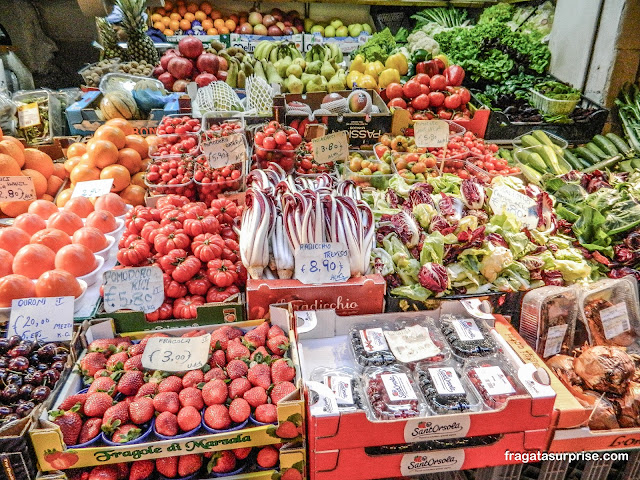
78;58;121;88
530;81;581;117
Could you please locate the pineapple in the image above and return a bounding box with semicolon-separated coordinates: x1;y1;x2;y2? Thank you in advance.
116;0;159;65
96;17;129;61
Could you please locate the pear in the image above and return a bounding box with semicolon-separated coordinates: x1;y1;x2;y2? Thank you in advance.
287;74;304;94
286;63;303;78
301;73;316;87
305;60;322;75
327;73;346;93
320;60;336;81
275;56;292;78
306;75;327;93
293;58;306;70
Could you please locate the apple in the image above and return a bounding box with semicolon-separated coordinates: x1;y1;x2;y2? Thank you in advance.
262;15;276;27
291;26;299;34
253;24;268;35
362;24;372;34
310;24;324;35
276;21;285;31
248;12;262;26
324;25;336;38
336;26;348;37
330;18;343;30
348;24;363;37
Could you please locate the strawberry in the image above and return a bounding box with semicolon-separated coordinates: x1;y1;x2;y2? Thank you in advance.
179;387;204;409
268;325;285;339
271;358;295;383
111;424;141;443
228;378;251;399
178;454;202;477
80;352;108;377
232;447;252;460
117;371;144;396
129;460;154;480
127;343;145;357
153;391;180;414
129;397;155;425
222;325;243;340
254;322;270;337
204;404;231;430
228;398;250;423
83;392;113;417
247;364;271;389
51;410;82;446
210;330;230;350
101;402;130;432
182;369;204;388
87;465;118;480
204;367;226;381
155;411;178;436
254;403;277;423
87;338;119;354
202;379;228;406
210;349;227;367
134;382;158;398
115;461;129;479
270;381;296;404
243;328;266;348
123;355;143;371
256;446;279;468
208;450;236;473
93;369;110;379
182;329;207;337
266;335;289;356
243;386;268;408
226;342;250;362
281;468;303;480
177;406;201;432
158;375;183;393
226;359;248;379
250;346;270;362
275;420;299;439
156;457;178;478
58;393;87;411
106;352;129;372
88;376;116;396
78;417;102;444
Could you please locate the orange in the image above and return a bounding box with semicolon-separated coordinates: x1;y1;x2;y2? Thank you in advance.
200;2;212;14
119;184;146;206
64;196;94;218
94;193;127;216
28;199;59;220
194;11;206;22
169;20;180;31
151;13;162;22
154;21;165;30
64;155;82;174
67;142;87;158
70;164;100;184
105;118;134;136
131;172;146;188
157;7;167;15
31;228;72;253
87;140;118;168
55;244;97;277
0;153;21;176
206;28;218;35
46;175;64;197
86;210;117;234
55;188;74;208
0;274;36;307
218;26;229;35
13;212;46;236
163;29;175;36
0;201;32;217
179;19;191;31
202;19;213;30
124;135;149;159
1;136;24;153
225;19;236;31
52;162;67;179
21;168;47;198
23;149;54;178
184;12;195;22
100;164;131;193
186;3;198;13
0;226;31;255
0;250;12;278
162;17;171;27
117;148;142;175
78;153;95;168
210;9;221;20
213;18;225;30
0;139;25;167
94;125;126;150
35;270;83;299
170;12;181;21
13;244;56;279
47;210;84;235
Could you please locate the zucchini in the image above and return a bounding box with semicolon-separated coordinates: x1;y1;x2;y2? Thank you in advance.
520;135;543;148
619;160;634;173
591;134;620;157
630;157;640;170
498;148;513;163
583;154;624;173
585;142;609;159
606;133;634;157
532;130;564;157
575;146;601;165
562;150;583;170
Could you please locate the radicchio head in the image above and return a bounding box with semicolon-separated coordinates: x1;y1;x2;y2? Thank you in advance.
487;233;508;248
461;179;486;210
525;184;542;199
608;267;640;282
580;171;611;194
418;263;449;294
614;245;636;265
438;193;463;222
624;231;640;251
536;192;557;234
429;215;457;236
386;189;402;209
542;270;564;286
408;184;435;209
389;211;420;248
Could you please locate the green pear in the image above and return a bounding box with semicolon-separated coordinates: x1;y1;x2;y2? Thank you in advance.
287;75;304;94
301;73;316;86
362;24;373;34
348;24;363;37
327;73;345;93
286;63;303;78
321;60;336;80
330;18;343;30
293;58;306;70
336;26;348;37
304;18;315;32
306;75;327;93
305;60;322;75
310;25;324;35
324;26;336;38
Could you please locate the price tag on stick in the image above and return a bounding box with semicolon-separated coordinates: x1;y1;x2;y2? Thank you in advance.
0;176;36;202
295;242;349;284
414;120;449;148
489;186;538;229
72;179;114;198
8;297;74;342
202;133;247;169
142;334;211;371
311;131;349;164
102;266;164;313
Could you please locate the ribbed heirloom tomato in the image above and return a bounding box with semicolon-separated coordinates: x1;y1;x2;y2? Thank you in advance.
117;239;150;266
171;255;201;283
191;233;224;262
173;295;205;319
207;259;237;287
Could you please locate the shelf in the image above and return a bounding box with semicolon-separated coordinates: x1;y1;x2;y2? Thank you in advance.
298;0;529;5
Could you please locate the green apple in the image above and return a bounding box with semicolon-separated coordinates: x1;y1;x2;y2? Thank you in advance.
304;18;315;32
362;24;372;34
310;24;325;35
336;26;348;37
348;23;363;37
324;25;336;37
330;18;343;30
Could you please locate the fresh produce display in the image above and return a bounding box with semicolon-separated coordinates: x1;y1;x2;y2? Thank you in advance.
145;156;195;199
344;151;393;189
13;91;59;145
0;338;69;426
116;0;160;65
616;82;640;153
364;365;423;420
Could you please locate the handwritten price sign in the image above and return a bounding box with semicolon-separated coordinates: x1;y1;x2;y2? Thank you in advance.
142;334;211;371
8;297;74;342
202;133;247;169
72;179;114;198
489;186;538;229
295;242;349;284
312;131;348;164
0;176;36;202
102;266;164;313
414;120;449;148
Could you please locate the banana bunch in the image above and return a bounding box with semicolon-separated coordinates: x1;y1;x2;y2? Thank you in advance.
254;41;303;63
305;43;343;64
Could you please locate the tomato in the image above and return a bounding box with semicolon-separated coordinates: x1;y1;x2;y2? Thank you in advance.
172;255;202;283
164;273;188;298
387;98;407;109
274;131;287;146
140;221;162;244
444;93;462;110
146;300;173;322
173;295;205;319
206;284;240;303
411;94;430;111
156;195;190;209
186;272;212;296
119;234;143;249
154;230;190;255
413;74;430;86
125;207;154;235
183;215;220;237
183;203;208;219
458;87;471;104
402;81;421;99
209;199;239;224
288;133;303;146
385;83;404;100
234;261;247;287
429;74;447;91
158;248;188;274
419;84;430;96
262;137;276;150
192;233;224;262
428;91;445;108
222;238;239;263
117;240;150;266
207;259;238;287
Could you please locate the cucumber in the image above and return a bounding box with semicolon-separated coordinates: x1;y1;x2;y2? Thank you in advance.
583;155;624;173
606;133;633;156
585;142;609;159
562;150;583;170
575;146;601;165
520;135;543;148
592;134;620;157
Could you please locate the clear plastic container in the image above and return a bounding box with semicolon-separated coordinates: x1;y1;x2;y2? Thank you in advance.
520;286;577;358
512;146;572;186
414;361;482;415
362;365;426;420
78;58;121;88
383;317;450;367
374;146;440;185
252;144;297;173
530;89;579;116
310;367;363;412
511;130;569;150
579;276;640;349
99;73;163;94
343;151;394;190
149;132;201;158
145;156;196;200
200;112;245;142
194;160;245;205
464;358;525;410
439;315;498;362
157;114;202;135
349;323;396;369
13;89;62;144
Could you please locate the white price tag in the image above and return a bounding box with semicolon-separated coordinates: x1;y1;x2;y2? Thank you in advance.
18;102;41;128
0;176;36;202
489;186;538;229
294;242;349;284
452;319;484;342
142;334;211;371
381;373;417;401
543;324;568;358
414;120;449;148
311;131;348;164
102;266;164;313
201;133;247;169
429;367;466;395
72;179;114;198
599;303;631;340
8;297;73;342
474;366;515;396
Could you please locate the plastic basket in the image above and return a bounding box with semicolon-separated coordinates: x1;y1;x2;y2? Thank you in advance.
343;151;393;190
373;11;410;35
530;89;579;116
145;156;196;200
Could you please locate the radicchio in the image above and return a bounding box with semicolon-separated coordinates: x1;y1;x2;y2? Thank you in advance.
487;233;508;248
560;170;582;182
443;226;486;265
624;231;640;250
460;179;486;210
525;184;542;199
536;192;557;234
467;209;489;224
389;211;420;248
418;263;449;293
386;189;402;208
429;215;457;236
614;245;636;265
580;171;611;194
609;267;640;282
407;184;435;209
542;270;564;286
519;255;545;271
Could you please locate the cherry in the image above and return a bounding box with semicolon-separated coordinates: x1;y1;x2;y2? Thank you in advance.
31;385;51;402
8;357;29;371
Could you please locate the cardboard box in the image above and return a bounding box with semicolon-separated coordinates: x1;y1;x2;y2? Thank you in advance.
285;90;391;147
66;91;179;136
309;430;550;479
230;34;304;54
276;305;556;453
246;275;386;320
0;419;39;480
391;107;491;139
30;319;305;471
165;34;230;47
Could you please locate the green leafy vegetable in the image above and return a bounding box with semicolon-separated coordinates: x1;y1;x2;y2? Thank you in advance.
352;28;397;63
